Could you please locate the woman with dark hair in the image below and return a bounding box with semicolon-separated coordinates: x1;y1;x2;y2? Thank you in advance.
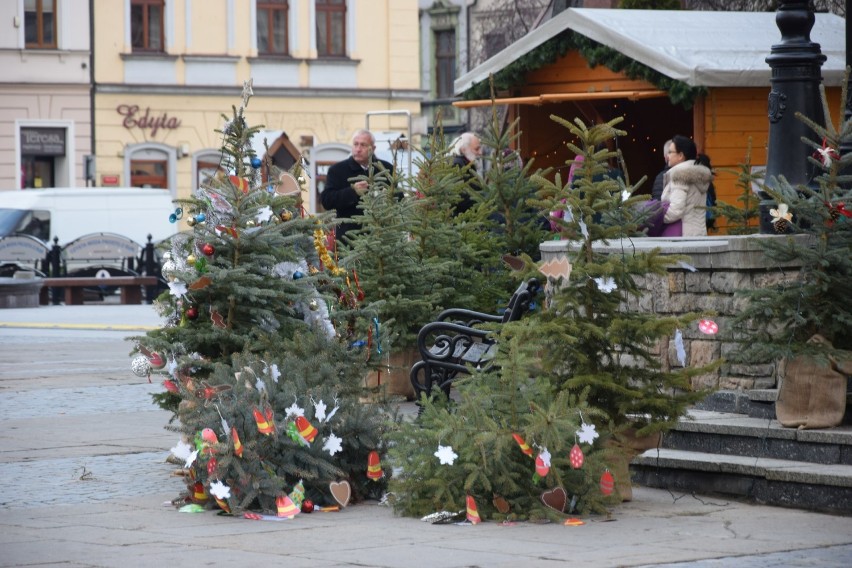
660;135;712;236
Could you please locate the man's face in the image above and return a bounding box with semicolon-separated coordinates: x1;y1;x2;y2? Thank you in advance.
352;134;374;166
466;137;483;162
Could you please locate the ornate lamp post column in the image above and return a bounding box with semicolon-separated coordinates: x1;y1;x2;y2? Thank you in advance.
760;0;826;233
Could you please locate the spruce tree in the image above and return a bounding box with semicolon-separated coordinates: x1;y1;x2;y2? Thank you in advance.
731;82;852;364
531;116;710;438
131;91;391;514
712;137;762;235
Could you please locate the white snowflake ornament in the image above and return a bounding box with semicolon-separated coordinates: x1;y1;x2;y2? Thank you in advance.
577;423;599;445
434;445;458;465
168;280;188;299
285;401;305;418
314;399;328;423
675;329;687;366
594;277;617;293
209;480;231;500
322;433;343;456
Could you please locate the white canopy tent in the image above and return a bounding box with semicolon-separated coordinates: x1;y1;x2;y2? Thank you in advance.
455;8;847;95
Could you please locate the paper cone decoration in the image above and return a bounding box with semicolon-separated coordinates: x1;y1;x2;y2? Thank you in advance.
512;433;533;457
569;443;584;469
276;495;300;518
296;416;318;443
192;482;208;503
231;427;243;457
466;495;481;524
600;469;615;496
288;480;305;508
535;453;550;477
253;407;273;435
229;175;249;193
366;450;383;480
215;497;231;513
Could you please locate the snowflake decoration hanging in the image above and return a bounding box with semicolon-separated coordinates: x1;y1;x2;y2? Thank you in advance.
170;439;194;463
265;362;281;383
594;277;617;293
769;203;792;224
167;280;188;299
434;445;458;465
314;399;328;423
256;205;273;224
255;377;266;393
674;329;687;366
285;402;305;418
577;423;599;445
209;480;231;500
322;433;343;456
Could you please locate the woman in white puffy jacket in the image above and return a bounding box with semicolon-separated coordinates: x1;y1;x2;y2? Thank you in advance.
661;135;713;237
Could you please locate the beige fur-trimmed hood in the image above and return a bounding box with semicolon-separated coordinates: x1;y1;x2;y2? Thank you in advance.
667;161;712;194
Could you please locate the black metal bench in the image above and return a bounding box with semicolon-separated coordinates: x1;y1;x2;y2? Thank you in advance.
410;278;540;400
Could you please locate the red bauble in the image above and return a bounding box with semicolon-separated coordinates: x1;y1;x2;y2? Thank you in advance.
301;499;314;513
186;306;199;320
202;243;215;256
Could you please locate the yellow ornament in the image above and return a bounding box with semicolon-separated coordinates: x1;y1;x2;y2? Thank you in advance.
187;254;197;265
246;220;256;228
280;210;293;221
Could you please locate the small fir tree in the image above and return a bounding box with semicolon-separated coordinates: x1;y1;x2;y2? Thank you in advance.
531;116;711;439
132;91;391;514
711;137;763;235
731;81;852;365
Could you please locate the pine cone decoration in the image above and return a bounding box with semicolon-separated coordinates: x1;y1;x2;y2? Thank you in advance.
773;219;789;233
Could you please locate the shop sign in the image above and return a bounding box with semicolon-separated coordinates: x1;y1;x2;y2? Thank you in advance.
20;127;66;156
117;104;182;137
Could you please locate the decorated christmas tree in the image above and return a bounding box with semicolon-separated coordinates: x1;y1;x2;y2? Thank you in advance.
130;85;392;515
731;82;852;364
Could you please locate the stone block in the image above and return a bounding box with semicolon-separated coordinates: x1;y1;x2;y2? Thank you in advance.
721;376;755;390
709;271;752;294
684;272;712;293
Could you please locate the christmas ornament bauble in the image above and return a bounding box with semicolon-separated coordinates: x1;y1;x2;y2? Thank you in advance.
250;157;262;168
161;259;177;278
292;270;304;280
187;254;197;265
195;212;206;223
202;243;215;256
279;209;293;221
246;220;256;228
162;251;172;261
130;355;151;377
186;307;199;320
600;470;615;496
301;499;314;513
569;443;584;469
187;217;197;227
308;299;319;311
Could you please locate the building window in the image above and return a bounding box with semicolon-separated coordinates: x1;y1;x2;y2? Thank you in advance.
130;159;168;188
257;0;289;55
25;0;57;49
435;29;456;99
131;0;165;52
316;0;346;57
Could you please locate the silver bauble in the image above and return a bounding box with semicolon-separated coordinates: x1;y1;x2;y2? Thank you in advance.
161;259;177;278
130;355;151;377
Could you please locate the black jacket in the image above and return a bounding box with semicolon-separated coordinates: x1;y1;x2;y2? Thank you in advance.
451;155;480;215
320;155;393;240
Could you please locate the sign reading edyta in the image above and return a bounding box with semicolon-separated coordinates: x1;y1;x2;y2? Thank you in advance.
117;104;182;137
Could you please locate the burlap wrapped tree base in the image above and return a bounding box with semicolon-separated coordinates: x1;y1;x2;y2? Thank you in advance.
776;335;850;430
606;428;662;501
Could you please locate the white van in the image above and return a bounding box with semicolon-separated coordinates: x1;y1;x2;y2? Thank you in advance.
0;187;177;246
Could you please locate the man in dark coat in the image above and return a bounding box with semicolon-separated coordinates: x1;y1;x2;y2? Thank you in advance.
449;132;483;215
320;129;394;241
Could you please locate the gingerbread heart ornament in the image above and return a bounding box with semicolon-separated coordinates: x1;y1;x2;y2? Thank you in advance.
540;486;567;512
329;480;351;508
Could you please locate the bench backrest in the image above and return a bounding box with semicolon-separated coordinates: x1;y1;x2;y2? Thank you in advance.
500;278;540;323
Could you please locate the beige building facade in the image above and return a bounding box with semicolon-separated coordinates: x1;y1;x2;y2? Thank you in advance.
0;0;92;191
93;0;422;211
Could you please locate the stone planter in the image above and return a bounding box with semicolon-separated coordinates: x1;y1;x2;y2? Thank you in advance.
0;275;43;309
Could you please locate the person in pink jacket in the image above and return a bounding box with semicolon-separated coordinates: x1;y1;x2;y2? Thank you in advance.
661;135;713;237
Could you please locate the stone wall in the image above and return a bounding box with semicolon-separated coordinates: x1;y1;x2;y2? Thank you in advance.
540;235;803;391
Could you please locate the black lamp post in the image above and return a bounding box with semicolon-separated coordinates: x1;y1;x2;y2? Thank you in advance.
840;4;852;164
760;0;827;233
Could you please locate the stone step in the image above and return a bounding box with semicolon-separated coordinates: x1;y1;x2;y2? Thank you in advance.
631;448;852;515
663;409;852;465
630;409;852;514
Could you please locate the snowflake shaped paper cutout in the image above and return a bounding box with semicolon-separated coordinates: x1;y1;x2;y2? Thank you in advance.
256;206;273;224
314;399;328;423
325;403;339;423
285;402;305;418
255;377;266;393
168;280;188;299
621;189;631;202
185;449;199;468
577;423;599;445
220;417;230;436
166;357;178;377
267;363;281;383
434;445;458;465
578;219;589;239
170;439;194;462
538;448;552;467
594;277;617;293
675;329;687;366
322;433;343;456
209;480;231;500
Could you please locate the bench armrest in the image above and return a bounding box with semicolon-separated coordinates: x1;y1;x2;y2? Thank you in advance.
435;308;503;326
416;320;492;361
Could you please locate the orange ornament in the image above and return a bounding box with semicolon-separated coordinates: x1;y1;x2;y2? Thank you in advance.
253;407;273;435
192;481;208;503
366;450;383;480
466;495;481;525
229;175;249;193
296;415;318;443
276;495;300;518
231;427;243;457
512;433;533;457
